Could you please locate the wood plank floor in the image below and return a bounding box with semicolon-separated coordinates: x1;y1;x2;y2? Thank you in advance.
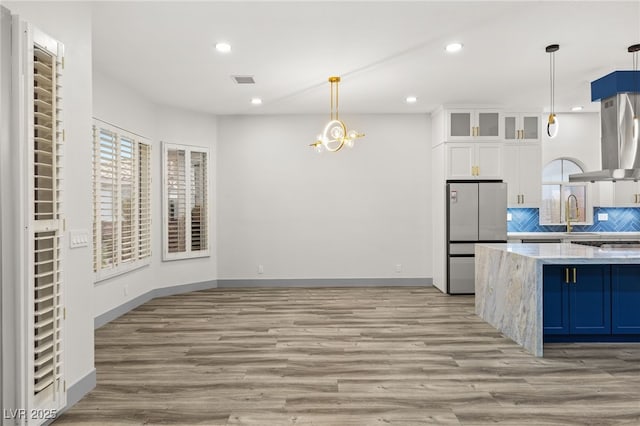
56;287;640;425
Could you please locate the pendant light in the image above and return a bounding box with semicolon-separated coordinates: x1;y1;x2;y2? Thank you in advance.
546;44;560;138
310;76;364;153
630;43;640;140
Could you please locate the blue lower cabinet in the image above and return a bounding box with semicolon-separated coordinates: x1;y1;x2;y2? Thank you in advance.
612;265;640;334
543;265;611;336
569;265;611;335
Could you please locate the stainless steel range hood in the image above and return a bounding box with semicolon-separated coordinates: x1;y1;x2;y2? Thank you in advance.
569;71;640;182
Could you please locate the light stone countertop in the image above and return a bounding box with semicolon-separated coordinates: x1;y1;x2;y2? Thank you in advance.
508;232;640;239
475;243;640;357
480;242;640;262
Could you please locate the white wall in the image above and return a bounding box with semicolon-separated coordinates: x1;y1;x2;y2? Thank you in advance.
541;112;601;170
217;114;432;280
4;0;95;397
92;71;217;318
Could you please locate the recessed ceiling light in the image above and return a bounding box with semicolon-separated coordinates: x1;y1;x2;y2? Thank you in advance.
571;106;583;111
445;42;463;53
250;97;262;105
405;96;418;104
215;42;231;53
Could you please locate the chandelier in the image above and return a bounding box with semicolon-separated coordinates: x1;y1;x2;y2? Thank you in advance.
310;76;364;153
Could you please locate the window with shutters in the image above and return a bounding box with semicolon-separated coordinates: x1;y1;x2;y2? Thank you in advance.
92;121;151;281
163;143;209;260
540;158;590;225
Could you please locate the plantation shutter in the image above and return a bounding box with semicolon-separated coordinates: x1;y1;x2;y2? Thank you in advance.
120;135;137;264
163;143;209;260
27;25;66;416
94;127;117;271
190;151;207;252
138;143;152;259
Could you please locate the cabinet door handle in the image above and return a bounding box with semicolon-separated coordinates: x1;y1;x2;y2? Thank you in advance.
476;166;480;176
565;268;569;283
521;194;525;204
517;194;521;204
518;130;522;139
573;268;577;284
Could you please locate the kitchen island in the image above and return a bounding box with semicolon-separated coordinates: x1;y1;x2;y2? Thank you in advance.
475;242;640;356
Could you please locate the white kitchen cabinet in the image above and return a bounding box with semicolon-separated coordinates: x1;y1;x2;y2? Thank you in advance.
503;143;542;207
503;113;540;142
597;181;640;207
593;181;640;207
447;143;503;179
447;109;501;141
613;181;640;206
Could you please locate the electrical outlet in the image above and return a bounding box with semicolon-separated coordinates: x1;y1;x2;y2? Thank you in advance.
507;213;512;221
395;264;402;273
258;264;264;274
598;213;608;221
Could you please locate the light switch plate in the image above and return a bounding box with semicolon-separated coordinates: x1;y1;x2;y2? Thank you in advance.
69;229;89;248
597;213;608;221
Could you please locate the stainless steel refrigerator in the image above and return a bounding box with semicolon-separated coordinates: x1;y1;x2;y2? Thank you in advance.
446;181;507;294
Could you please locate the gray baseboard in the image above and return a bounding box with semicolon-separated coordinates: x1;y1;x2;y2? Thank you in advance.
94;280;217;329
44;369;96;425
217;278;432;288
67;368;96;409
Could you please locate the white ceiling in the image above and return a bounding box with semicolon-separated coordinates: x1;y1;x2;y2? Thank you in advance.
91;1;640;115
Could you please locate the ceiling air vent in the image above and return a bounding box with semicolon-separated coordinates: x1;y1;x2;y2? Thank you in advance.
231;75;255;84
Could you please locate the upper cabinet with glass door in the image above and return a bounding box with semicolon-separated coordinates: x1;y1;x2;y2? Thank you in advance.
503;113;540;142
446;109;501;141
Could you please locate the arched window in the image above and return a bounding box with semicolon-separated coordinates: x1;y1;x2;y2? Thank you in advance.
540;158;588;225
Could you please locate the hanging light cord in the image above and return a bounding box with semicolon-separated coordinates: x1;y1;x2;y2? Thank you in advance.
633;48;638;118
329;78;340;121
549;50;555;117
330;80;334;121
